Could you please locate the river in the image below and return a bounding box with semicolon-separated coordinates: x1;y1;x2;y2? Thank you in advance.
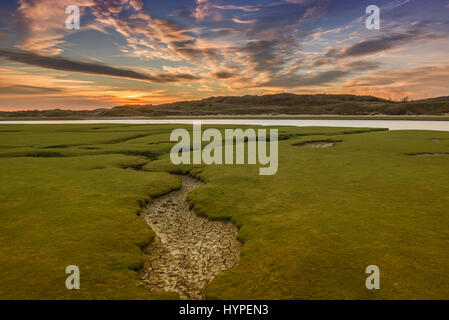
1;119;449;131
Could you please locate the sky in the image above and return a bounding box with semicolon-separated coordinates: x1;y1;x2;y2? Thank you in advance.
0;0;449;110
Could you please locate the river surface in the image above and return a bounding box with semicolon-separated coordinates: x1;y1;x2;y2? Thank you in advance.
1;119;449;131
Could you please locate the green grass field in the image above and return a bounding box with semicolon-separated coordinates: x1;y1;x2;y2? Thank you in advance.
0;124;448;299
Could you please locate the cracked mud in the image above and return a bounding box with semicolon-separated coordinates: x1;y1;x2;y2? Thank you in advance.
140;175;240;300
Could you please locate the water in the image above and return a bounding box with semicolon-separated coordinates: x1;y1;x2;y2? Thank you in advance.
1;119;449;132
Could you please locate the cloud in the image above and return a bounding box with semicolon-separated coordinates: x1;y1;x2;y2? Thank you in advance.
232;17;259;24
192;0;262;22
250;60;380;90
257;70;349;88
299;6;326;24
284;0;315;5
341;63;449;99
13;0;198;62
193;0;217;21
325;31;442;59
0;85;62;94
13;0;94;55
5;0;449;105
211;71;236;79
344;60;381;71
0;49;200;83
213;5;261;12
0;65;185;109
124;0;144;11
240;40;288;73
87;1;211;63
382;0;411;10
307;27;343;40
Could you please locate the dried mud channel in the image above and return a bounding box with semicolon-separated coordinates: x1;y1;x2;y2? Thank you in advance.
140;175;240;300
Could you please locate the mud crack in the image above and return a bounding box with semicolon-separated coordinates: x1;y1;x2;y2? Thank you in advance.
140;175;240;300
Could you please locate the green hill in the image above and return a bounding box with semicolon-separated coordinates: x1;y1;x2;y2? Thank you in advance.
2;93;449;118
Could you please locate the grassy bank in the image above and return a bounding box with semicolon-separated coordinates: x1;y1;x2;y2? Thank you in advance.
0;124;448;299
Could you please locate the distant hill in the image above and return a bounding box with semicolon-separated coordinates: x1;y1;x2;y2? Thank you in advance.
2;93;449;118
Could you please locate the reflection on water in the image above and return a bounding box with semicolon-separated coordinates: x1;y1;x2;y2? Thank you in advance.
1;119;449;132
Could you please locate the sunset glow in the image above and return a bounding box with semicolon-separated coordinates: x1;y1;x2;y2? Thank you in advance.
1;0;449;110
